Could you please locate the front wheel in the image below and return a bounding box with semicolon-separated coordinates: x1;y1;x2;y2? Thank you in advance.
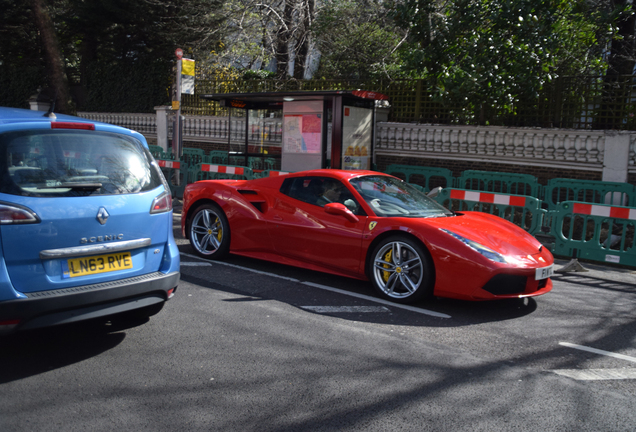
188;203;230;259
369;236;433;303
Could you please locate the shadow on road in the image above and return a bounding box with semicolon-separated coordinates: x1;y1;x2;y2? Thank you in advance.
0;316;147;384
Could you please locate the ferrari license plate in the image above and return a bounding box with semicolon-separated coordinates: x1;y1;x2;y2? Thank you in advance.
67;252;132;278
535;265;554;280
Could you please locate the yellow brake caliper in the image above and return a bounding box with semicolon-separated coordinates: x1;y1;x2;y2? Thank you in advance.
382;250;392;283
207;217;222;242
215;217;222;242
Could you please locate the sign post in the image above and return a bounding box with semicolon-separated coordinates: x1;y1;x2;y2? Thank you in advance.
171;48;184;188
173;48;183;162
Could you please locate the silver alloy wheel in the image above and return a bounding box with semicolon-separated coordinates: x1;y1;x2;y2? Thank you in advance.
190;207;224;255
372;240;424;299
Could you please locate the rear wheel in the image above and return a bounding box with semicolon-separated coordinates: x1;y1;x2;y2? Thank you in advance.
189;203;230;259
369;236;433;303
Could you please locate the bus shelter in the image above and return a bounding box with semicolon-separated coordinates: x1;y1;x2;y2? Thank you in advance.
199;90;389;173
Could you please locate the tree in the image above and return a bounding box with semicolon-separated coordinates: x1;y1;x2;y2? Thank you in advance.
594;0;636;128
202;0;318;79
0;0;227;112
392;0;613;124
29;0;71;113
313;0;408;80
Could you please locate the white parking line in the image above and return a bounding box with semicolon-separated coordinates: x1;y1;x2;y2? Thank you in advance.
180;252;451;319
559;342;636;364
552;369;636;380
302;282;451;318
180;262;213;266
301;306;390;313
181;252;299;282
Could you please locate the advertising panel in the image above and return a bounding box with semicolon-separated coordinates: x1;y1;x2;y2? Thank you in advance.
342;106;372;170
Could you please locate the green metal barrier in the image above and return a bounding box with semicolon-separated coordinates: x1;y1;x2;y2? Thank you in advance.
384;164;453;192
543;178;636;211
156;160;187;199
249;157;277;171
549;201;636;267
208;150;228;164
455;170;542;198
435;188;547;235
148;145;174;160
180;148;207;183
196;163;254;180
148;145;164;158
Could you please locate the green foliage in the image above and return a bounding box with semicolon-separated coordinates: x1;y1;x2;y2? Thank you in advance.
0;64;46;109
392;0;615;123
0;0;226;112
313;0;408;80
242;69;276;80
83;59;172;112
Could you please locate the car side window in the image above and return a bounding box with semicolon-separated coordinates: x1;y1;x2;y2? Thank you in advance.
280;176;364;215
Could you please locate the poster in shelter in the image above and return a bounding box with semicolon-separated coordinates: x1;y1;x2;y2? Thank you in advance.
284;114;322;154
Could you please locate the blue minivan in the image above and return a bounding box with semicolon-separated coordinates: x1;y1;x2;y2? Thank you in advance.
0;107;180;334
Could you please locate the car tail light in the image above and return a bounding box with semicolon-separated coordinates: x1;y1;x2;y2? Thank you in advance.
51;122;95;130
0;202;40;224
150;191;172;214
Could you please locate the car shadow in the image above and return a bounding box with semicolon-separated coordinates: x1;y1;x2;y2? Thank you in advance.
0;316;146;384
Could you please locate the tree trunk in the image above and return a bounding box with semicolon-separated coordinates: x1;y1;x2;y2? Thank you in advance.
275;0;294;78
29;0;70;114
293;0;314;79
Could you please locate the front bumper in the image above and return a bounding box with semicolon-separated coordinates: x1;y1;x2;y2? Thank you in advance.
0;271;179;333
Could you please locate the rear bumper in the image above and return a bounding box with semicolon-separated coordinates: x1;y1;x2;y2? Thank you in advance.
0;271;179;333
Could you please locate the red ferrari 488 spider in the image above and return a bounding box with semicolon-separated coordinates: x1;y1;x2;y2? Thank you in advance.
181;169;553;304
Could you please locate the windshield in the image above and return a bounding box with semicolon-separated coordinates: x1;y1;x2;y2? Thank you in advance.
1;129;162;197
350;175;453;218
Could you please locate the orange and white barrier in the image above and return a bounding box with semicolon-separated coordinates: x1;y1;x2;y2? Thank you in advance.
572;203;636;220
157;160;181;169
449;189;528;207
201;164;246;175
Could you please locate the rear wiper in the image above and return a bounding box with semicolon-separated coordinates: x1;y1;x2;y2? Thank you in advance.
38;183;103;191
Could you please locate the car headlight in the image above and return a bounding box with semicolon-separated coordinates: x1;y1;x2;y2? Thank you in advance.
441;229;507;263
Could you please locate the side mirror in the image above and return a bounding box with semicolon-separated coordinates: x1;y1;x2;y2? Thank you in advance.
324;203;359;223
427;186;442;198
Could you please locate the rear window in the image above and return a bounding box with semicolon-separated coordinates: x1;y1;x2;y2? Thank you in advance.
0;129;162;197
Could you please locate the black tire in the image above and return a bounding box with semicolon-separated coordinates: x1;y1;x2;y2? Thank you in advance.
188;202;231;259
369;235;434;304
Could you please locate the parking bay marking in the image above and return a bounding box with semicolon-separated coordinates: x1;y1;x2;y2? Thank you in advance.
302;306;390;313
552;342;636;380
559;342;636;364
180;262;215;267
180;252;451;319
552;369;636;381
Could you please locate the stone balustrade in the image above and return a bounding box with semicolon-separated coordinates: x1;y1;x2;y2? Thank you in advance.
76;110;636;183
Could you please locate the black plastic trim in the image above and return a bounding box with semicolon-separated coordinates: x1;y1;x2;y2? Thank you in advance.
0;271;179;332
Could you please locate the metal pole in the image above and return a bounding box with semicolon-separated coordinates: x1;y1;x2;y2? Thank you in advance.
174;59;182;161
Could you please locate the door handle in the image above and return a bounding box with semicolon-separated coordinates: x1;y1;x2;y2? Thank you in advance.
273;215;283;221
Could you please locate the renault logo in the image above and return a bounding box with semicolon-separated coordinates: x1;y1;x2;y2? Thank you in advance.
97;207;109;225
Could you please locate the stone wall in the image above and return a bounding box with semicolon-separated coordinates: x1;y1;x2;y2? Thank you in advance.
374;154;602;185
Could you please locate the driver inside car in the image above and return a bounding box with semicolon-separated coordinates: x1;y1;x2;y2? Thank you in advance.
317;179;358;213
